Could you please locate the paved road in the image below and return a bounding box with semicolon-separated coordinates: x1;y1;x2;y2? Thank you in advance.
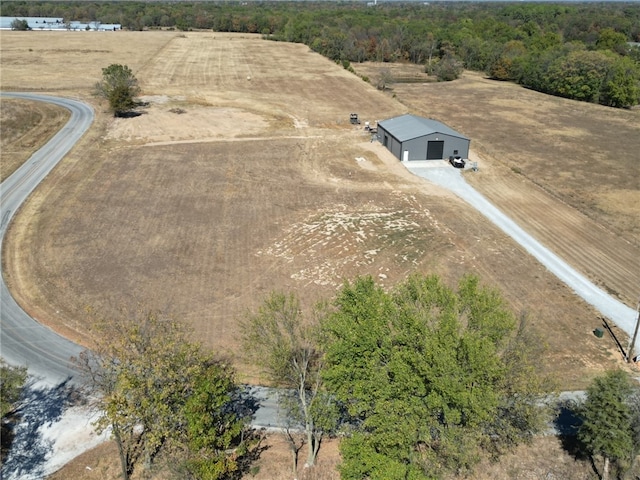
0;92;91;384
405;161;638;352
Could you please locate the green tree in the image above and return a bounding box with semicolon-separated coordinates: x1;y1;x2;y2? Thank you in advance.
321;274;552;479
434;54;464;82
182;362;250;480
630;389;640;475
545;49;612;103
596;28;628;55
0;360;27;419
94;64;140;117
75;309;250;480
10;19;29;31
1;360;27;463
487;40;527;81
242;292;338;474
600;56;640;108
578;370;637;480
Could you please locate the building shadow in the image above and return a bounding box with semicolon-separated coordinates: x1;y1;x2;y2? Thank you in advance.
0;377;82;480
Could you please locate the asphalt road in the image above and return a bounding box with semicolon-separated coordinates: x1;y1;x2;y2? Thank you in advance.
406;161;638;352
0;92;92;384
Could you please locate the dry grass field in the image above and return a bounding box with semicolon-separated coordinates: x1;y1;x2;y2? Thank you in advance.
1;31;639;479
0;99;69;182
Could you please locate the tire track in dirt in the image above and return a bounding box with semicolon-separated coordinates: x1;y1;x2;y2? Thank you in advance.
137;35;183;90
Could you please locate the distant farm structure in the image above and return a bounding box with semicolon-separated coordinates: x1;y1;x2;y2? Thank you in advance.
0;16;121;31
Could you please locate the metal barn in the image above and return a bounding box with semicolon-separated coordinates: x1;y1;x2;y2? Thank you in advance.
376;114;470;161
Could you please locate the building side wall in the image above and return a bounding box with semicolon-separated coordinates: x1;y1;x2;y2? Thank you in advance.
402;133;470;161
378;127;402;160
378;124;470;161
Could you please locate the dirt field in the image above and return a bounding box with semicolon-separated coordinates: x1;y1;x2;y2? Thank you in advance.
2;29;638;383
48;434;598;480
0;99;69;182
1;31;639;478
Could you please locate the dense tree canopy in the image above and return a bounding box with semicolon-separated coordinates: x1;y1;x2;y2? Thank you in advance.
321;274;553;479
0;360;27;420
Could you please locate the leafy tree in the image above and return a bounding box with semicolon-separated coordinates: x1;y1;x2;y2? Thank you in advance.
545;49;612;103
630;389;640;475
181;362;251;480
0;360;27;464
242;292;338;473
578;370;637;480
0;360;27;419
321;274;553;479
74;309;250;480
600;56;640;108
94;64;140;117
488;40;527;81
434;54;464;82
10;19;29;31
596;28;628;55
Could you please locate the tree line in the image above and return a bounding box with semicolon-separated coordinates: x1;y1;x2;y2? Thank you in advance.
5;1;640;107
2;273;640;478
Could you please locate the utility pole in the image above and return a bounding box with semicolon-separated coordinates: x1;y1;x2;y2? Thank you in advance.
627;294;640;363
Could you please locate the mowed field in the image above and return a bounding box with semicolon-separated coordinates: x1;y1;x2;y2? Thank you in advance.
1;31;639;393
2;29;640;480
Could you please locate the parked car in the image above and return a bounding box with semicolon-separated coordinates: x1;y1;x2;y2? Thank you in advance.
449;156;465;168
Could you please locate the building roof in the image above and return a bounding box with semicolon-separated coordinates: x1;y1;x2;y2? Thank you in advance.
377;114;469;142
0;16;64;29
0;17;120;30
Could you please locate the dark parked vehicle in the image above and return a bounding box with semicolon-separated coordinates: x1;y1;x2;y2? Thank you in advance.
449;155;465;168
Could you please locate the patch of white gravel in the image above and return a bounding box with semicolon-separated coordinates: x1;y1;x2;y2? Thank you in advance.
1;379;109;480
37;407;109;478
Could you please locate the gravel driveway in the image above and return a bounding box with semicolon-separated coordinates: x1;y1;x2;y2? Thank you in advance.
405;161;638;352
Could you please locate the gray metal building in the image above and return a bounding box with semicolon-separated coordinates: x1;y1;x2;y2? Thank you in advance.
376;114;470;161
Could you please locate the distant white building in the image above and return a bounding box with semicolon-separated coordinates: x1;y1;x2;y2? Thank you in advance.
0;16;64;30
67;21;121;31
0;16;120;31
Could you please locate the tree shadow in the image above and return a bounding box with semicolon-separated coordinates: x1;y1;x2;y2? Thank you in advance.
553;399;589;461
0;377;83;480
226;386;272;478
230;385;262;420
115;110;144;118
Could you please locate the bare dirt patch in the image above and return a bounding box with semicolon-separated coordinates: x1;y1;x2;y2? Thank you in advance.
46;432;599;480
0;98;69;182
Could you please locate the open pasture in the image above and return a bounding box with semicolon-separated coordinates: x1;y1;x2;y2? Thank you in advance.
1;32;637;390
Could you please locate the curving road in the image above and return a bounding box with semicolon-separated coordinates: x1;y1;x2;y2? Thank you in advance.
0;92;92;384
